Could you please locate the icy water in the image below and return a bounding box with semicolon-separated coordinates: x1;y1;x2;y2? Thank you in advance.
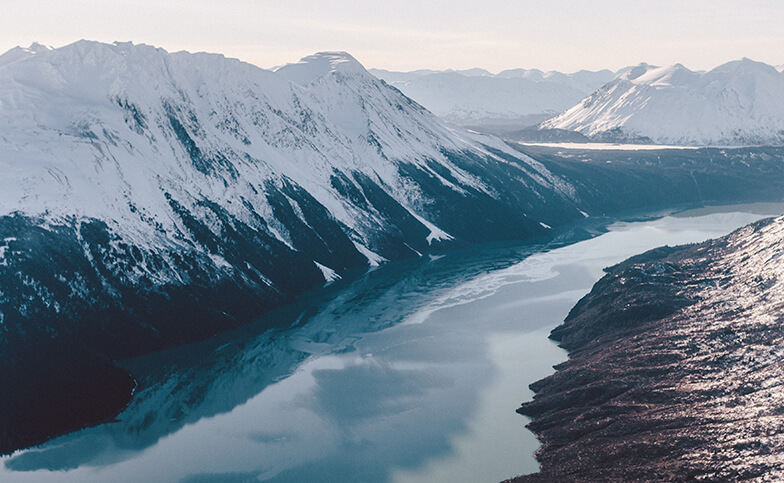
2;204;782;483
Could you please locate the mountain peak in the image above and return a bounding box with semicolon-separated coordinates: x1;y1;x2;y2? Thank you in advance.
275;51;367;85
620;62;658;81
25;42;52;54
633;63;695;86
0;42;53;67
710;57;780;76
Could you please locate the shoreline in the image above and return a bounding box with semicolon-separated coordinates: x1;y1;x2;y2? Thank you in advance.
513;215;784;480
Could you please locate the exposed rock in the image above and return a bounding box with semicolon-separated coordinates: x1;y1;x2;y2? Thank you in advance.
514;216;784;481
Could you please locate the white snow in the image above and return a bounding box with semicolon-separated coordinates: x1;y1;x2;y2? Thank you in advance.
539;222;552;229
543;59;784;146
352;241;388;267
409;212;454;244
314;261;341;282
404;243;423;257
208;253;233;270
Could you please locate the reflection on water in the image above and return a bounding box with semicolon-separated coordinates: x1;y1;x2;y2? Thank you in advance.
1;206;780;483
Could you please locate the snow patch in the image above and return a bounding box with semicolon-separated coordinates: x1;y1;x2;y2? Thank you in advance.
352;241;388;267
209;253;233;270
409;212;454;244
314;261;341;283
404;243;423;257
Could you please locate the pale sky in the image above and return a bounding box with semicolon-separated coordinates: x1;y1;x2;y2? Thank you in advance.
2;0;783;73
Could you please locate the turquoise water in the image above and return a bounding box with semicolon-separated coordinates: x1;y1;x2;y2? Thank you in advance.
1;205;780;483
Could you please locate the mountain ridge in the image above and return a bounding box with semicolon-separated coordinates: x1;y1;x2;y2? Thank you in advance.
542;58;784;146
515;215;784;480
369;66;616;127
0;40;596;452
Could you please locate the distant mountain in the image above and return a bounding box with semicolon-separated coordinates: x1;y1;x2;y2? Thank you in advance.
368;67;615;129
542;59;784;145
369;67;492;83
494;68;616;93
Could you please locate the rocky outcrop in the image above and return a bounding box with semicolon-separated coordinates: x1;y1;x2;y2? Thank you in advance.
514;216;784;481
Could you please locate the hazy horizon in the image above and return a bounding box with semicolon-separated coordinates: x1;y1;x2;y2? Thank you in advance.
2;1;783;73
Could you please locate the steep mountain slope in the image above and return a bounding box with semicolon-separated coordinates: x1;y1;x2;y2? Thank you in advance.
515;215;784;481
0;41;590;452
369;67;614;127
542;59;784;145
0;41;581;340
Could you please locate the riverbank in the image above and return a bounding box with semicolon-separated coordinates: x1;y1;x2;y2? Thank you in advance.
514;214;784;481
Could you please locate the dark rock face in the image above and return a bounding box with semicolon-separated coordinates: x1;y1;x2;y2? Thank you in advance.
514;216;784;481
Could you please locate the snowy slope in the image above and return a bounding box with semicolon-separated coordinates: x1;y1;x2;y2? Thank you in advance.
369;67;614;125
542;59;784;145
0;41;584;368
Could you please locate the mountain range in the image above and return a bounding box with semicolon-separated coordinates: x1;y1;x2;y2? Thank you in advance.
540;59;784;146
0;40;600;349
0;41;596;451
3;40;784;455
369;67;615;129
375;59;784;147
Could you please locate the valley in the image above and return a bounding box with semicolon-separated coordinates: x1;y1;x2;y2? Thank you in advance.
2;39;784;482
1;205;776;483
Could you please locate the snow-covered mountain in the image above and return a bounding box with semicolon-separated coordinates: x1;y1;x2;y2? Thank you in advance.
0;41;589;381
369;67;615;127
6;41;784;455
542;59;784;145
494;68;616;93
